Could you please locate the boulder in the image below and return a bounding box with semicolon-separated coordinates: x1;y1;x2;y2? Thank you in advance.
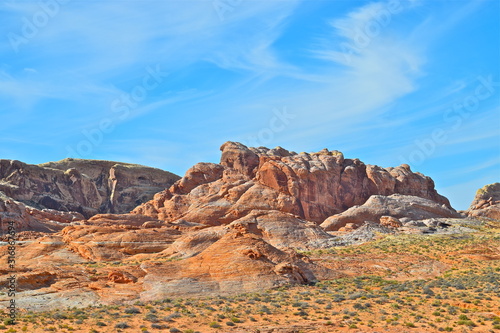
467;183;500;220
320;194;461;231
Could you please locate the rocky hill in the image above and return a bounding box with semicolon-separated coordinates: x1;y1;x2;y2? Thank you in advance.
0;142;497;318
0;158;180;232
133;141;456;226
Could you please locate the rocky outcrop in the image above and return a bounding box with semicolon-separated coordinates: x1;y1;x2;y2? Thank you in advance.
467;183;500;220
140;230;336;300
0;193;84;234
60;215;183;261
133;142;452;227
320;194;461;231
0;158;179;219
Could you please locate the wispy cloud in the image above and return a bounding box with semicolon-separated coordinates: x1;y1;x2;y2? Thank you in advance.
255;0;426;148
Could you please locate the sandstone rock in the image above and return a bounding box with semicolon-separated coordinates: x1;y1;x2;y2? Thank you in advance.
108;271;137;284
0;158;179;219
133;142;452;228
140;231;337;300
61;223;182;261
227;210;337;250
159;225;229;258
0;193;82;234
321;194;461;231
220;141;260;177
85;213;162;227
467;183;500;220
16;271;57;290
337;222;393;245
379;216;403;228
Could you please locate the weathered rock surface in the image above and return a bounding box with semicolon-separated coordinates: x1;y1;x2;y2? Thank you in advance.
60;220;182;261
0;158;179;219
0;193;84;234
133;142;451;228
320;194;461;231
140;230;337;300
467;183;500;220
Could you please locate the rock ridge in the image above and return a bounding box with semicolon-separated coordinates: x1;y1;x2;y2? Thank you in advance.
133;141;453;226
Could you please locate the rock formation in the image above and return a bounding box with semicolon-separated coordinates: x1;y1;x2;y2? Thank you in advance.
320;194;461;231
0;193;84;234
140;230;336;301
133;142;452;227
467;183;500;220
0;158;180;223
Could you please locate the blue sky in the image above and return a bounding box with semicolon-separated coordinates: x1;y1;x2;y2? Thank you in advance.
0;0;498;210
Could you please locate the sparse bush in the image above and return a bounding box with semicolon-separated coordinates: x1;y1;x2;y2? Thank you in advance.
52;313;68;320
115;322;130;329
208;322;221;328
144;313;159;323
124;307;141;314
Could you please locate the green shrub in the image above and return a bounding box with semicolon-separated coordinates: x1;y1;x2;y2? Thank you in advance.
208;322;221;328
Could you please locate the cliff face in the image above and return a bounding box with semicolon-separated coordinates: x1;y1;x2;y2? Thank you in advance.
133;141;453;225
0;158;180;218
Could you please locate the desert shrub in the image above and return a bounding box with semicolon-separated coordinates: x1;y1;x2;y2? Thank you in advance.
457;320;476;327
144;313;159;322
151;324;168;329
52;313;68;320
293;310;308;317
124;307;141;314
353;303;365;310
115;322;130;329
332;295;345;302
